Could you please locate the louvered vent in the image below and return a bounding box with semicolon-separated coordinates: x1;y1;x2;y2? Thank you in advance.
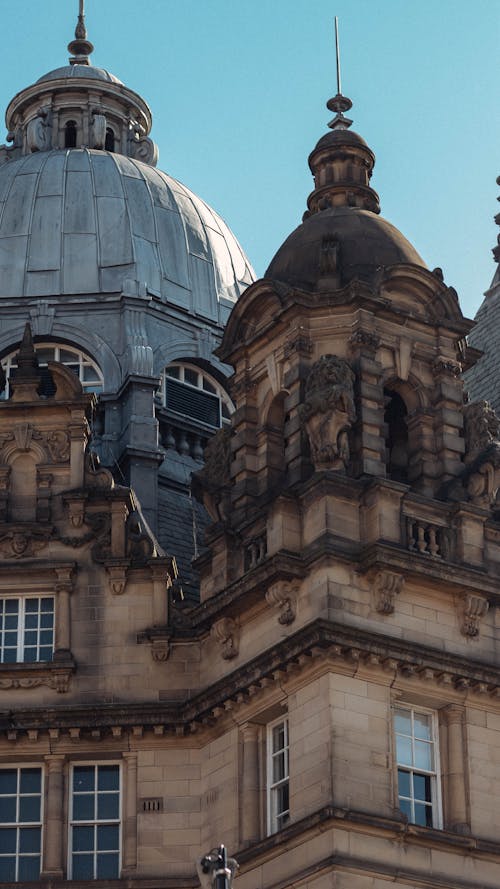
165;378;221;428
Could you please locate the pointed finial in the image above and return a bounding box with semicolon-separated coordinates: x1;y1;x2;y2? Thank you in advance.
68;0;94;66
326;18;353;130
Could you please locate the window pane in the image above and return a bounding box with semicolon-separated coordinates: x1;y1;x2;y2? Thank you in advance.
97;792;119;820
41;598;54;612
0;770;17;794
21;767;42;795
25;600;38;613
0;799;16;822
413;773;432;803
73;825;94;852
397;769;411;798
73;767;95;792
97;852;119;879
4;600;19;614
184;368;198;386
25;614;38;629
40;613;53;628
60;349;78;362
72;853;94;880
0;828;16;853
414;802;433;827
414;712;432;740
18;855;41;880
395;734;412;766
272;723;285;751
414;740;433;771
276;782;289;816
19;796;40;823
0;856;16;881
19;827;41;853
97;765;119;791
399;798;412;821
73;794;94;821
97;824;118;851
394;708;411;735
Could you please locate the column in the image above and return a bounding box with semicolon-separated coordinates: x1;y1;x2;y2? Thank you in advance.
240;723;260;845
122;753;138;873
42;755;65;877
443;705;469;833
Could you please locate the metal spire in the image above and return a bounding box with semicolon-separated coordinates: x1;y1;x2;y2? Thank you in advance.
327;17;353;130
68;0;94;66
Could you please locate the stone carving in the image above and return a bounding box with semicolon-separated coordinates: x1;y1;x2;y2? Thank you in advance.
460;593;489;637
463;401;500;464
320;236;340;277
266;581;299;625
349;330;380;350
0;526;52;559
151;640;170;662
106;564;128;596
211;617;239;660
192;427;231;522
128;129;158;166
372;570;405;614
298;355;356;470
466;444;500;509
87;512;112;563
84;453;114;489
433;356;461;377
127;510;155;564
91;113;107;149
45;430;70;462
26;111;50;152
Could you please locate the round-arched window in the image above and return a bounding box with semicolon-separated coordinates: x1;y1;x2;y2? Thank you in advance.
161;362;232;428
1;343;104;399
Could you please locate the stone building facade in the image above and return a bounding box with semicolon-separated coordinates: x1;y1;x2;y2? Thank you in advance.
0;8;499;889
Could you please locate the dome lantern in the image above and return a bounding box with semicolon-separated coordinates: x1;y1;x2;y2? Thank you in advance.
67;0;94;66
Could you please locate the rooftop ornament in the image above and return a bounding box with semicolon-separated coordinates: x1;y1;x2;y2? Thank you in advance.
327;17;353;131
68;0;94;65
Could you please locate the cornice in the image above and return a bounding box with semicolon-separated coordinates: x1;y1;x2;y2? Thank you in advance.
2;618;499;742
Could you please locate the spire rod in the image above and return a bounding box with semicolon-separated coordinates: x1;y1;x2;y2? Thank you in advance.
326;17;353;130
68;0;94;66
335;16;342;96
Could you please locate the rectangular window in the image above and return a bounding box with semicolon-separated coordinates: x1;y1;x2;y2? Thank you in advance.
394;705;441;828
267;717;290;834
69;764;121;880
0;597;54;663
0;767;43;882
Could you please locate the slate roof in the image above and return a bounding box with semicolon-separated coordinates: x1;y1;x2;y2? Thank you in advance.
463;277;500;414
158;485;208;605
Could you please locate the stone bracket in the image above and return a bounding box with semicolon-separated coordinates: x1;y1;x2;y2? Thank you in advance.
372;569;405;614
459;592;489;637
211;617;239;660
266;580;300;625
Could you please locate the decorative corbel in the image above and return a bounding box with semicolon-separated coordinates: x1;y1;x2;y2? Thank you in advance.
459;592;489;637
372;570;405;614
105;562;129;596
265;581;299;625
151;639;170;663
211;617;239;660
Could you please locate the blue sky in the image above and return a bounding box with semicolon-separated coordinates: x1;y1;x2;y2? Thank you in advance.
1;0;498;318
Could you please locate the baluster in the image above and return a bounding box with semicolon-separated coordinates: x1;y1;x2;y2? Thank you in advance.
428;526;439;557
407;518;416;551
417;523;427;554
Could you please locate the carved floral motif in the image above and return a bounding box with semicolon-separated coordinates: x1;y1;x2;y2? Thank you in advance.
298;355;356;470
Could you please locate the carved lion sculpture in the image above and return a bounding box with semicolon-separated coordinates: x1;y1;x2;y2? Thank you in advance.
298;355;356;470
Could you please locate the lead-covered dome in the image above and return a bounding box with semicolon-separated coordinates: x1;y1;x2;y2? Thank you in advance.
0;6;254;318
0;149;254;310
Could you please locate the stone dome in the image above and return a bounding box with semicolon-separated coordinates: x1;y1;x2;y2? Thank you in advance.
0;148;254;314
266;207;426;290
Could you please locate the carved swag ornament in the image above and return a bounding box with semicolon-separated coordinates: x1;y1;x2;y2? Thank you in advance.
299;355;356;470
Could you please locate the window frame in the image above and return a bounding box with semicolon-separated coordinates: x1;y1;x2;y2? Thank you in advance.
68;762;122;881
0;342;104;399
160;361;233;428
393;704;443;829
266;716;290;835
0;764;44;883
0;595;55;664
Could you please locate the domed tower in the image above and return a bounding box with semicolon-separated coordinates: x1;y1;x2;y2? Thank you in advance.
0;5;254;595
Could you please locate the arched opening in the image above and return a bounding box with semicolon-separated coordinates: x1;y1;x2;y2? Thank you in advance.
65;121;77;148
384;388;409;483
1;343;104;400
105;127;115;152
